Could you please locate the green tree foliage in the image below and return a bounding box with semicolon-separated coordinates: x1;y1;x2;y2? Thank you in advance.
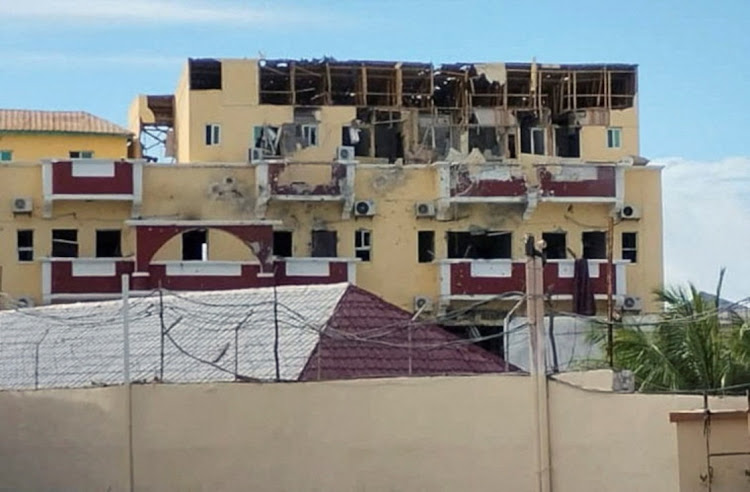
609;270;750;392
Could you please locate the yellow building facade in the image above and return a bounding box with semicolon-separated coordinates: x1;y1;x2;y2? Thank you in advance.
0;59;663;325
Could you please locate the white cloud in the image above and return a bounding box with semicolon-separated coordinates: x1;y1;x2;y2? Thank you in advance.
3;0;328;26
658;156;750;301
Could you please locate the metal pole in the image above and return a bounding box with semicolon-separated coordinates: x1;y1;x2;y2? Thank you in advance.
122;274;130;385
121;274;134;492
526;252;551;492
606;215;615;368
158;284;164;381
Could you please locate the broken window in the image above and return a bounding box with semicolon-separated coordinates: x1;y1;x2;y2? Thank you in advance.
354;229;371;262
17;230;33;262
96;230;122;258
182;229;208;261
311;230;337;257
555;126;580;158
273;231;293;257
0;150;12;161
302;124;318;146
447;231;511;259
189;58;222;90
607;127;622;149
582;231;606;259
69;151;94;159
342;125;371;157
507;134;517;159
205;124;220;146
622;232;637;263
253;126;281;156
374;110;404;163
259;60;292;104
52;229;78;258
542;232;567;260
519;112;545;156
468;109;502;158
418;231;435;263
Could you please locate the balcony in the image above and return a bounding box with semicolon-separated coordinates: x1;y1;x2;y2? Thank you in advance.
254;161;356;216
41;258;136;303
536;164;622;203
41;257;358;304
439;258;627;301
42;159;144;217
438;162;527;204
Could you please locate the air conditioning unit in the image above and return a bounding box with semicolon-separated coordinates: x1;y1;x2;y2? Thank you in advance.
16;296;35;309
413;296;433;313
414;201;436;218
354;199;376;217
619;204;641;220
617;295;643;312
337;146;355;162
11;197;32;214
248;147;264;163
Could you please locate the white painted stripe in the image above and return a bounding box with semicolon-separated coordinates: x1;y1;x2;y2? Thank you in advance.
165;262;243;277
71;161;116;177
285;261;330;277
557;260;575;279
588;261;600;278
72;261;117;277
470;261;512;278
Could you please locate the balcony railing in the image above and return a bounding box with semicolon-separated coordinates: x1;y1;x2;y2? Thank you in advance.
439;258;627;299
42;159;144;217
41;257;358;303
536;164;621;202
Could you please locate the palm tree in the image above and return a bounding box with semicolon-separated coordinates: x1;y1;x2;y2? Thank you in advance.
608;270;750;392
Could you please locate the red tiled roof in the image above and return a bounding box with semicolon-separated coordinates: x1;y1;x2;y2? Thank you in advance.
0;109;130;135
298;285;514;381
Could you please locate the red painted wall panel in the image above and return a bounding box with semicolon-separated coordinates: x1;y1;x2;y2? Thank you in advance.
50;261;134;294
449;261;615;296
52;161;134;195
538;166;616;198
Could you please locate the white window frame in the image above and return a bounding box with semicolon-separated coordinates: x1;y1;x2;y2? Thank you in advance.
69;150;94;159
17;230;33;262
205;123;221;146
0;150;12;161
607;127;622;149
354;229;371;262
302;124;318;147
530;127;545;155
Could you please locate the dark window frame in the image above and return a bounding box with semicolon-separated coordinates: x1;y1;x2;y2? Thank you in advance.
51;229;79;258
95;230;122;258
418;231;435;263
17;229;33;262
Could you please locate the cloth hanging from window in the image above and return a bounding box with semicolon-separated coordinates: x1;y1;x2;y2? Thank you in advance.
573;258;595;316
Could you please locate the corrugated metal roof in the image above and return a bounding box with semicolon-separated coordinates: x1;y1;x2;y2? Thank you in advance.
0;283;512;390
0;109;131;135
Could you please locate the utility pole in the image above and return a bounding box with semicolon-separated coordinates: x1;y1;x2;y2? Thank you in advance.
525;236;551;492
606;215;615;368
121;274;134;492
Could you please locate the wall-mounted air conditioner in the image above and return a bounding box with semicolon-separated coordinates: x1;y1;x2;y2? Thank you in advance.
414;201;436;218
354;200;376;217
337;146;355;162
16;296;35;308
617;295;642;312
12;197;32;214
619;204;641;220
413;296;433;313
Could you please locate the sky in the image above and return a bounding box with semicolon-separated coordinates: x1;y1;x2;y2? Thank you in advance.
0;0;748;299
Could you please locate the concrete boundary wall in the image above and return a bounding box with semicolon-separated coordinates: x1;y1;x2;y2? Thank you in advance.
0;373;744;491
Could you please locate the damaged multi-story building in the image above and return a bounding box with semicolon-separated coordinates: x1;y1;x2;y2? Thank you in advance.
0;57;662;361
